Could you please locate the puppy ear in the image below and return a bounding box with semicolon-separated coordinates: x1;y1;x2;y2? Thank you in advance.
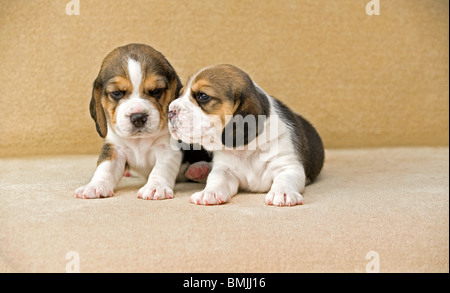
221;85;269;148
168;74;183;101
163;58;183;102
158;72;182;130
89;77;107;138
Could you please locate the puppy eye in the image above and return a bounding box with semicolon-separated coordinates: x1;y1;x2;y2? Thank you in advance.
148;88;164;99
195;92;211;103
110;91;125;100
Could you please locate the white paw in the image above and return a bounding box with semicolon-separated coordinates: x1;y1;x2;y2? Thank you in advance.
190;189;231;205
265;190;303;207
74;182;114;199
137;183;173;200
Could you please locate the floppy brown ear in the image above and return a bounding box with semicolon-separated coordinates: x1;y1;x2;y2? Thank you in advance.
221;85;270;148
167;74;183;101
89;77;107;138
157;72;182;130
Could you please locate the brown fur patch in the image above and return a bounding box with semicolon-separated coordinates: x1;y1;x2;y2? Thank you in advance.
105;76;132;93
142;73;168;92
157;77;181;128
97;142;117;165
101;97;116;125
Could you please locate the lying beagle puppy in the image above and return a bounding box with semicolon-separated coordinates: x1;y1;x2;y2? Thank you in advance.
74;44;210;200
168;64;324;206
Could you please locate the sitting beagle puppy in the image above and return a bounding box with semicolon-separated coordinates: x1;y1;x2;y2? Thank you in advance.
74;44;210;199
168;64;324;206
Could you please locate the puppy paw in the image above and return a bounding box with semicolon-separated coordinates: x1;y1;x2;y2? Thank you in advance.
190;189;231;205
185;161;211;182
265;190;303;207
137;183;174;200
74;182;114;199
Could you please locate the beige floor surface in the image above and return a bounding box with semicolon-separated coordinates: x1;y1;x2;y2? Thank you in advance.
0;147;448;272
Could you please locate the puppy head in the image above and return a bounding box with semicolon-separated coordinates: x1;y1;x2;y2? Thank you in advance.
90;43;182;139
168;64;269;150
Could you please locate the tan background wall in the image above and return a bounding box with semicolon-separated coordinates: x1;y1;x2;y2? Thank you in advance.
0;0;448;157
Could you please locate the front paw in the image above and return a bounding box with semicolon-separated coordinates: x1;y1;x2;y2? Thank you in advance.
74;182;114;199
265;190;303;207
138;183;173;200
190;189;231;205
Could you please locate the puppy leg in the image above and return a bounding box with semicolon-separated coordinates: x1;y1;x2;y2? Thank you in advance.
74;147;126;199
265;166;306;207
175;162;190;182
190;168;239;205
138;149;182;200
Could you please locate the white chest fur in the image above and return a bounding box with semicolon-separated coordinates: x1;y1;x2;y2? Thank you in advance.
106;129;173;178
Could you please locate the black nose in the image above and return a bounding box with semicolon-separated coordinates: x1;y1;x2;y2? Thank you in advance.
130;113;148;128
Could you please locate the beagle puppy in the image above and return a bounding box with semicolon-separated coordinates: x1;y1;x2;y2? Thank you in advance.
74;44;210;199
168;64;324;206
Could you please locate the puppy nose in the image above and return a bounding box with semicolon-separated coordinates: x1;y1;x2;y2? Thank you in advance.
130;113;148;128
168;110;178;120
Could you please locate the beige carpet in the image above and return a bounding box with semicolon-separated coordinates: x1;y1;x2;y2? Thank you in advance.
0;147;448;273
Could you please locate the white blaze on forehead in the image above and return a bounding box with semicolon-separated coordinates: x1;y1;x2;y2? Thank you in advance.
127;58;142;97
112;57;161;138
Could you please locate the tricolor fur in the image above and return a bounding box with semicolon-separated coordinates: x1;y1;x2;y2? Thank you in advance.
75;44;210;200
168;64;324;206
